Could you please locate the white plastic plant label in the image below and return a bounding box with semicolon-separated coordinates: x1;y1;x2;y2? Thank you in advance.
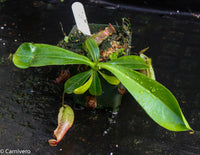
72;2;91;36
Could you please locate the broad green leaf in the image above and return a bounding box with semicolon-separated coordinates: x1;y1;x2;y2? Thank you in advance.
64;70;92;94
99;71;120;85
73;74;93;94
89;72;102;96
108;55;148;69
83;38;100;63
13;43;94;69
100;63;192;131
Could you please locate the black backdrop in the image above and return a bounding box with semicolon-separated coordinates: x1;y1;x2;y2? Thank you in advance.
43;0;200;12
107;0;200;11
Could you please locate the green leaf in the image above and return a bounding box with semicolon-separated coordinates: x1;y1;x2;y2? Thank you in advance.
108;55;148;69
13;43;94;69
99;71;120;85
64;70;92;94
73;74;93;94
89;72;102;96
83;38;100;63
100;63;192;131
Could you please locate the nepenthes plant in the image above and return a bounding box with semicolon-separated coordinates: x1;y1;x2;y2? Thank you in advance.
12;19;193;146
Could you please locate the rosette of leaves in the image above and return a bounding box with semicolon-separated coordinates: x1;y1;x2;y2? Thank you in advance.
12;38;192;132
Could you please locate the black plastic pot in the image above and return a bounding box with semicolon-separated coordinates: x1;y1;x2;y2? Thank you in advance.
58;23;132;112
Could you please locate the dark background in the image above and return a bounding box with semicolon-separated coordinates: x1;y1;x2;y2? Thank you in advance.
110;0;200;11
1;0;200;154
43;0;200;11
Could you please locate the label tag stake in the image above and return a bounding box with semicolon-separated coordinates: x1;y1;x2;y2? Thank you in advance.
72;2;91;36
